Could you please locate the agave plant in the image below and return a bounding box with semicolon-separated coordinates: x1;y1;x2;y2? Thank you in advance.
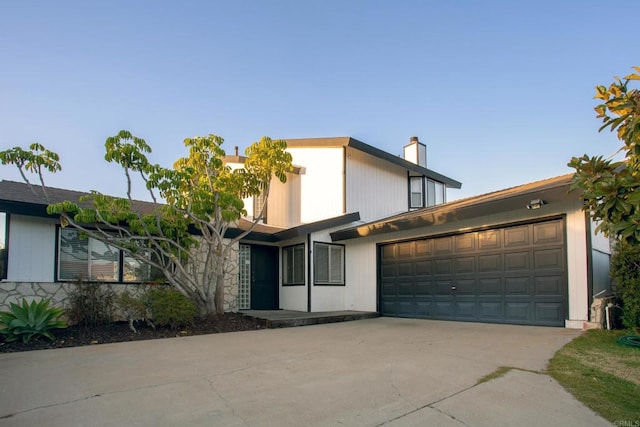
0;299;67;343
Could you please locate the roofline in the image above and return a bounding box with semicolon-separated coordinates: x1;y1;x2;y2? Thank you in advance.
284;137;462;189
330;174;577;241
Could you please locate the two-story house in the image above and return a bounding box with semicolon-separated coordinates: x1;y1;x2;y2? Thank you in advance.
0;135;610;328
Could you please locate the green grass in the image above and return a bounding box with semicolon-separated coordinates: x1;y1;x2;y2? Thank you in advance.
548;329;640;422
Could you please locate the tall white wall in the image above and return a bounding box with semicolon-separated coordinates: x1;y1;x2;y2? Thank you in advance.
267;173;301;228
345;147;408;221
7;215;57;282
287;147;344;223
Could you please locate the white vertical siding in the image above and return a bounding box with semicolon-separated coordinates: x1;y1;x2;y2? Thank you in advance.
565;208;590;328
267;173;301;228
345;147;408;221
287;147;344;223
7;215;57;282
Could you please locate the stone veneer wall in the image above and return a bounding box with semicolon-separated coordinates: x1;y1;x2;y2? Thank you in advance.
0;276;239;317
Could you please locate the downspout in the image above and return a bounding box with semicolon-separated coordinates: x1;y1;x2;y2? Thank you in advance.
342;147;347;214
307;233;312;312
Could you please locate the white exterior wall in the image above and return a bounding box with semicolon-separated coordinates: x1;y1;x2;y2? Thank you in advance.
287;147;344;223
339;198;592;328
346;147;408;221
267;173;301;228
309;229;346;312
279;237;308;311
7;215;57;282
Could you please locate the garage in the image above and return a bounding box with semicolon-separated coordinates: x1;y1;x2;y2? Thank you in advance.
379;218;567;326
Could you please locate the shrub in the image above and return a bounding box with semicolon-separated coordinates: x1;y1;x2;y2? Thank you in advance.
144;287;197;329
610;241;640;331
0;299;67;343
116;291;153;333
66;279;115;327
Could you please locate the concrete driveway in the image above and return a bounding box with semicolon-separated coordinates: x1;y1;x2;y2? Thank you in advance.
0;318;609;426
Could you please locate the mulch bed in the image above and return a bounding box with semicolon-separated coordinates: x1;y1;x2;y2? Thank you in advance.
0;313;266;353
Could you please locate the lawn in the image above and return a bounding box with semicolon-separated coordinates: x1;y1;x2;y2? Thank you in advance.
548;329;640;423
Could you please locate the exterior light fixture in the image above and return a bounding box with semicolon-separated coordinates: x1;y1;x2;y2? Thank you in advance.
526;199;545;210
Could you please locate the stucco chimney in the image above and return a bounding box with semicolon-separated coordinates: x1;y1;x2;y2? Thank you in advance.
403;136;427;167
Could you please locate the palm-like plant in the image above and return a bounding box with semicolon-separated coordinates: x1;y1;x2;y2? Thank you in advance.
0;299;67;343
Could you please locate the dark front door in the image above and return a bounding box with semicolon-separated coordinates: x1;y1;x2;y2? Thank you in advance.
250;245;279;310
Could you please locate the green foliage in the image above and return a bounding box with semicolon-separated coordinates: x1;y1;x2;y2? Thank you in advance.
0;299;67;343
116;291;151;333
0;130;293;316
144;287;197;329
66;280;116;327
610;241;640;330
569;66;640;244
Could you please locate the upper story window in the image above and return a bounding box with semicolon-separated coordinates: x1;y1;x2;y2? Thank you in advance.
58;228;163;283
410;177;446;209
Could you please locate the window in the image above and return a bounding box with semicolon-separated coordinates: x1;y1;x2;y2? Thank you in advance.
434;181;445;205
426;179;436;206
409;176;424;208
0;212;7;280
283;244;304;285
254;192;267;222
58;228;162;283
314;242;344;286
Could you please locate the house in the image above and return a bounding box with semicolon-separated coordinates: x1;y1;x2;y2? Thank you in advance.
0;136;610;328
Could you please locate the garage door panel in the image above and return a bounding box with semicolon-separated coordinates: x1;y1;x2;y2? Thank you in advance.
534;221;563;244
455;279;475;295
455;301;476;318
534;249;563;269
479;278;502;295
505;251;530;271
534;276;563;295
505;302;531;321
478;254;501;272
505;277;530;295
380;218;566;326
455;257;475;273
505;226;530;247
479;302;503;319
435;259;453;274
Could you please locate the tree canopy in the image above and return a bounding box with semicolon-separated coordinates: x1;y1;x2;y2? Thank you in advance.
569;66;640;244
0;131;293;315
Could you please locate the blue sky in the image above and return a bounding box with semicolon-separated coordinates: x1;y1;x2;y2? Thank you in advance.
0;1;638;201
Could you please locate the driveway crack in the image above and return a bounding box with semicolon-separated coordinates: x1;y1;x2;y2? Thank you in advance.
207;377;250;427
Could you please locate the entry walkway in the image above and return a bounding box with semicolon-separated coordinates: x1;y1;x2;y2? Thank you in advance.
240;309;378;328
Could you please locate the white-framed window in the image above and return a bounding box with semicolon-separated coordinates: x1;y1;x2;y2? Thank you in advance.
57;227;162;283
409;176;424;208
314;242;344;286
283;243;305;285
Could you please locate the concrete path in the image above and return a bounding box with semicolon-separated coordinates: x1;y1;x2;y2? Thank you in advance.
0;318;609;426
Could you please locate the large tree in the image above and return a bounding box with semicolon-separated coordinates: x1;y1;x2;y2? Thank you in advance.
568;66;640;244
0;131;292;316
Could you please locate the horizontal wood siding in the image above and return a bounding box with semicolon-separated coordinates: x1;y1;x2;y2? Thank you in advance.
8;215;56;282
345;147;408;221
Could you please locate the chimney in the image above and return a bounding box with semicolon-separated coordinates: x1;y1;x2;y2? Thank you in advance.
234;146;239;156
403;136;427;167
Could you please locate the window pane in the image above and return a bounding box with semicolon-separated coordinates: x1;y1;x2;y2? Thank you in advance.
330;246;343;283
123;251;164;283
435;181;445;205
59;228;89;280
315;244;329;282
293;246;304;283
89;239;119;281
410;177;423;208
426;179;436;206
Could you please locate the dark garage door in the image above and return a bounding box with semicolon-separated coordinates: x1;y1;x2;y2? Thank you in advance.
379;219;567;326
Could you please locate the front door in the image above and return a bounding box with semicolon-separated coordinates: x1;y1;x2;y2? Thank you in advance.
250;245;279;310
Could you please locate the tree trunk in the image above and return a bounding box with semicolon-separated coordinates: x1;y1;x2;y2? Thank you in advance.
215;273;225;316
